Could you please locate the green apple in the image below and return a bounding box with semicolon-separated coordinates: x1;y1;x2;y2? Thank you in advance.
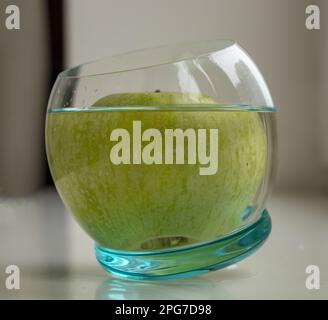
93;91;221;107
46;92;267;250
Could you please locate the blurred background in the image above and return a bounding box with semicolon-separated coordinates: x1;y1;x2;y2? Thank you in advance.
0;0;327;299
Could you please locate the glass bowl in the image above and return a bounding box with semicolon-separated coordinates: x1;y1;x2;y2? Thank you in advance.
46;39;277;280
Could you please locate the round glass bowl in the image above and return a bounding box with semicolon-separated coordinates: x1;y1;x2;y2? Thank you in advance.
46;39;277;280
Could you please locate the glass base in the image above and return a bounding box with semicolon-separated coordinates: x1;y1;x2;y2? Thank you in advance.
95;209;271;280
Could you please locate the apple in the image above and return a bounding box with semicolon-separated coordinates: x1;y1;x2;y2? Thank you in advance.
46;91;267;251
93;91;220;107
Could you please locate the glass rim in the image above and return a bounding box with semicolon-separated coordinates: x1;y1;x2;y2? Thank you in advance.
59;38;236;79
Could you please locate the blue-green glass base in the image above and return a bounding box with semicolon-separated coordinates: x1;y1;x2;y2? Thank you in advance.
95;209;271;280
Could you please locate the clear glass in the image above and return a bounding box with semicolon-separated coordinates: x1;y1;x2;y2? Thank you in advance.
46;39;277;279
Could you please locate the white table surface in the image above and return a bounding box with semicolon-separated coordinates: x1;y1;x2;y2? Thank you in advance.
0;188;327;300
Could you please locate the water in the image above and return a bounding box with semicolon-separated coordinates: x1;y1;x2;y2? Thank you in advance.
46;105;276;251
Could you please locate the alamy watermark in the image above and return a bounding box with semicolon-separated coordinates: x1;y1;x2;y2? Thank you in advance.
305;265;320;290
4;4;20;30
2;265;20;290
305;5;320;30
108;120;219;176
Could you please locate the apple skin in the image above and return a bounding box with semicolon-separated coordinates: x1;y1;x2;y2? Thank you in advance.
46;92;267;250
93;92;219;107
